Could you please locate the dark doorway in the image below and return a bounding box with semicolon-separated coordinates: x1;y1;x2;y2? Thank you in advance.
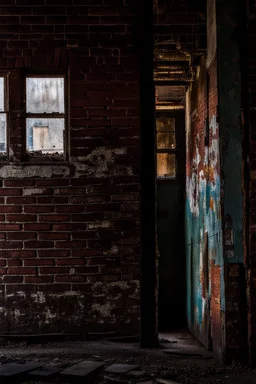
156;86;186;331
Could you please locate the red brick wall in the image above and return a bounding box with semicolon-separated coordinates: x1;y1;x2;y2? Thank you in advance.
0;1;141;333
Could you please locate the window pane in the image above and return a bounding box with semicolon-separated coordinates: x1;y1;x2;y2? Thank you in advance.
26;118;64;154
157;153;176;178
0;78;4;112
26;77;64;114
157;131;176;149
156;117;175;132
156;117;176;149
0;113;6;153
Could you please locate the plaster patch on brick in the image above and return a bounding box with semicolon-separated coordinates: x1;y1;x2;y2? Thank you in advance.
14;309;22;317
88;221;111;229
31;291;46;304
111;245;119;254
45;307;57;321
0;165;70;179
72;147;129;178
23;188;44;196
9;147;14;158
92;302;112;318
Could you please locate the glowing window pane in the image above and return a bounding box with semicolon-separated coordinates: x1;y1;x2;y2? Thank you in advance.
157;153;176;178
156;117;176;149
26;77;64;114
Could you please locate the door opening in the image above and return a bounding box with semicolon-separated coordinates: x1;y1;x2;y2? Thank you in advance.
155;85;186;332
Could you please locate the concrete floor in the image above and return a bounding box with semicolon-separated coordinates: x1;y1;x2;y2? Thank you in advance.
0;330;255;383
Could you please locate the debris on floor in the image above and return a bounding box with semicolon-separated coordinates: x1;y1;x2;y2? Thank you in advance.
0;331;255;383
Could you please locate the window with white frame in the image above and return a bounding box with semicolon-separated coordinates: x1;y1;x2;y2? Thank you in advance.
26;76;66;157
0;76;7;154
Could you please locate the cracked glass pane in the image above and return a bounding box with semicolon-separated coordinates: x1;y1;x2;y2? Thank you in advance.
26;118;64;154
0;78;4;112
26;77;64;114
0;113;6;153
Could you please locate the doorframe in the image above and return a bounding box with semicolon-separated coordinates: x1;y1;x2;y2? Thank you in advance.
139;0;158;347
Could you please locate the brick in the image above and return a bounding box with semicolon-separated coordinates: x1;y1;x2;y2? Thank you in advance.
38;215;69;222
4;180;35;188
0;250;36;259
24;206;54;213
8;267;36;275
56;258;85;266
6;214;37;222
24;224;52;231
3;276;23;283
0;241;23;249
6;197;36;204
7;232;36;240
24;276;53;283
7;259;22;266
38;250;70;258
40;267;70;274
0;189;22;196
24;241;54;249
24;259;54;266
0;206;22;213
39;233;70;240
55;275;87;283
20;16;45;24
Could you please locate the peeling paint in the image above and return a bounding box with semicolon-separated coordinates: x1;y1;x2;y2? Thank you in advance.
0;165;70;178
185;58;224;349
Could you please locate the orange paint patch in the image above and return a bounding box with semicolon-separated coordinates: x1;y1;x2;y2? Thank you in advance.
210;196;214;210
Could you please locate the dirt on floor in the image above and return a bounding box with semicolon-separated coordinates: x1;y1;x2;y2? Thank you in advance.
0;331;255;384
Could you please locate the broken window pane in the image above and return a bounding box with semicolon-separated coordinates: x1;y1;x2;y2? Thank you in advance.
156;117;176;149
0;77;4;112
26;77;64;114
26;118;64;154
0;113;6;153
157;153;176;178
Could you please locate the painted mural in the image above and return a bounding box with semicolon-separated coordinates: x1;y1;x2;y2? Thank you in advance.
185;59;224;349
